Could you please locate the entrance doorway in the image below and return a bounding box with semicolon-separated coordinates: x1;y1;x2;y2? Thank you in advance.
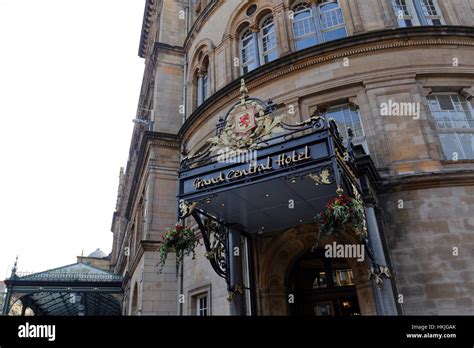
289;251;361;316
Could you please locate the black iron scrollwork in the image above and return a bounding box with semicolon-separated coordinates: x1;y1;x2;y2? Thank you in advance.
265;99;278;113
191;211;230;287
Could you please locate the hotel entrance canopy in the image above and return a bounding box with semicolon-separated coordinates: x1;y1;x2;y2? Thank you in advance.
178;81;361;235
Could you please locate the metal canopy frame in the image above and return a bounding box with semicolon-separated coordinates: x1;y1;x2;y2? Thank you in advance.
176;83;372;295
2;263;123;316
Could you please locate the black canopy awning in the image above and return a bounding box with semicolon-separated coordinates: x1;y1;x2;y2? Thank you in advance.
176;80;365;292
178;117;360;235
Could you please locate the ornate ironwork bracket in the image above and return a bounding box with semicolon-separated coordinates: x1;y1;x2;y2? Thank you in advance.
350;183;376;261
226;283;244;303
369;265;392;289
190;210;231;291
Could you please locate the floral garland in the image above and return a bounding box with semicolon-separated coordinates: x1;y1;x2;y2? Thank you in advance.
314;193;365;249
158;223;199;273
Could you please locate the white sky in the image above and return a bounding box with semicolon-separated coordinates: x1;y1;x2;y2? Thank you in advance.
0;0;145;277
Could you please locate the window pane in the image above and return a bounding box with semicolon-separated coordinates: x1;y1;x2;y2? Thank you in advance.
296;36;318;50
319;4;344;29
452;112;469;128
428;97;440;111
333;269;354;287
240;27;258;73
437;95;455;110
322;27;347;42
293;16;316;38
263;50;278;64
197;295;208;316
459;133;474;159
319;2;339;11
422;0;439;16
319;1;346;42
392;0;417;27
329;107;344;123
439;133;463;160
396;0;411;15
428;94;474;129
260;15;277;63
293;2;317;50
326;105;364;140
420;0;444;26
202;75;208;100
440;112;454;128
262;30;276;53
312;272;327;289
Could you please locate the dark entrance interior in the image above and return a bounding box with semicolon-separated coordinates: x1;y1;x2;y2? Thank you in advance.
289;251;361;316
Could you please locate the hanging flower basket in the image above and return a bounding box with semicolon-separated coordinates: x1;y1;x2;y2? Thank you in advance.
313;194;366;249
158;223;199;273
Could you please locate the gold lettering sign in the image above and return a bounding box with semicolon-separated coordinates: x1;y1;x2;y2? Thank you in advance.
193;147;311;190
276;146;311;167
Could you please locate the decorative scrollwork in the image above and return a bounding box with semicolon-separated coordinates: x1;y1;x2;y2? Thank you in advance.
351;183;368;239
191;211;228;282
203;218;228;279
369;265;392;289
179;200;197;219
280;114;327;132
307;166;335;185
226;283;244;303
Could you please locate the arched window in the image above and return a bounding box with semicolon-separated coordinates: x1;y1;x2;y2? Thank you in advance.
420;0;444;25
292;2;318;50
391;0;444;27
318;1;346;42
258;15;278;64
192;69;199;109
196;56;209;106
238;15;279;75
240;26;258;74
291;0;346;51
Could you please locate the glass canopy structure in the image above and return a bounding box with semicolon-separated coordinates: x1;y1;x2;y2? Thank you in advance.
2;263;123;316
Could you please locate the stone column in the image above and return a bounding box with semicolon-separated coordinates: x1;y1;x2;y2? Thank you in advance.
273;4;291;56
379;0;398;28
222;35;234;85
346;0;365;34
250;24;261;67
366;205;398;315
228;228;245;316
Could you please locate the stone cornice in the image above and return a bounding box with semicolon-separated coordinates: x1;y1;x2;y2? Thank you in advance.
139;0;157;58
178;26;474;139
123;240;162;283
141;240;162;252
382;170;474;192
153;42;185;57
128;245;145;278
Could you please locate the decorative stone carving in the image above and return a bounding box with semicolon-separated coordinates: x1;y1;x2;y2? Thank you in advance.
461;86;474;100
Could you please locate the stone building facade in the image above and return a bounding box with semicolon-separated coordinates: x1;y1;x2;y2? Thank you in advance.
110;0;474;316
